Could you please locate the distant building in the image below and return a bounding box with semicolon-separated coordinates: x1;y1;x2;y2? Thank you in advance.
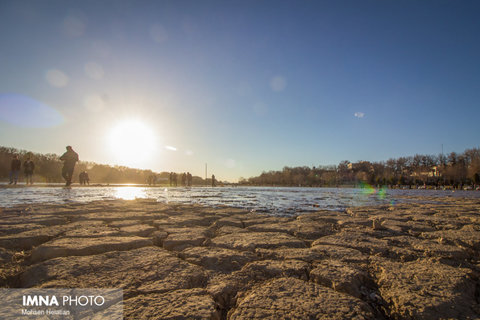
349;161;374;173
411;166;439;178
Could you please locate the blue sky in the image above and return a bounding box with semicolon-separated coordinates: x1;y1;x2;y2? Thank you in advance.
1;0;479;181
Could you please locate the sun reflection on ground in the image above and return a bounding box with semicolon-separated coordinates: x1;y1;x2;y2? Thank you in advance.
113;187;147;200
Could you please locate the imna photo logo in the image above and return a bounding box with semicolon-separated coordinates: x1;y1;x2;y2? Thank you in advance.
23;295;105;307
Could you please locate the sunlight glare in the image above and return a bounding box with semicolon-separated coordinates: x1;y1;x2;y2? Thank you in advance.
108;120;157;168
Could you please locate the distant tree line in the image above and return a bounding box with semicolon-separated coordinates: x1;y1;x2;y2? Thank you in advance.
240;148;480;189
0;146;207;185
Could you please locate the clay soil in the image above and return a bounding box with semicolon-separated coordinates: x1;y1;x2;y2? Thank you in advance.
1;196;479;319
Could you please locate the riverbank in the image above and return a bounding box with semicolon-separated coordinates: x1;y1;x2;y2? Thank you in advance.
1;197;479;319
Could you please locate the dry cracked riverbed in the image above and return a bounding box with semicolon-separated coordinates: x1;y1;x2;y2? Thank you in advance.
1;197;479;319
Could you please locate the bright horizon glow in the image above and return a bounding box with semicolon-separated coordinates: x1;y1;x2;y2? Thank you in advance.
107;120;157;169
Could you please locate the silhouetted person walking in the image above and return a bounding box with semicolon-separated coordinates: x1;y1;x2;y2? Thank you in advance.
79;172;84;185
84;171;90;185
9;155;21;185
212;174;216;187
187;172;192;187
23;156;35;185
181;173;186;186
148;174;156;186
60;146;79;186
79;171;90;185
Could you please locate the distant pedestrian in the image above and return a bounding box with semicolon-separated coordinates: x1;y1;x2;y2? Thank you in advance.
23;156;35;185
169;172;173;186
147;174;156;186
79;171;89;185
187;172;192;186
9;155;21;185
181;173;186;186
211;174;216;187
60;146;79;186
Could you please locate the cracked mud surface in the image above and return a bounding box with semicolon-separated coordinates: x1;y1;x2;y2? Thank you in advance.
1;197;480;319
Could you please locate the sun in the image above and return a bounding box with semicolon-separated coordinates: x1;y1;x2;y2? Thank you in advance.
107;120;157;168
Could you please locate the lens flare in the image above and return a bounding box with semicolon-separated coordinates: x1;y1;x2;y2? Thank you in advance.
358;182;388;200
377;186;387;200
63;15;86;37
0;94;64;128
270;76;287;92
359;181;375;195
46;69;69;87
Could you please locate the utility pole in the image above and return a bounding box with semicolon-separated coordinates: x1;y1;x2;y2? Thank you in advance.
205;163;207;184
